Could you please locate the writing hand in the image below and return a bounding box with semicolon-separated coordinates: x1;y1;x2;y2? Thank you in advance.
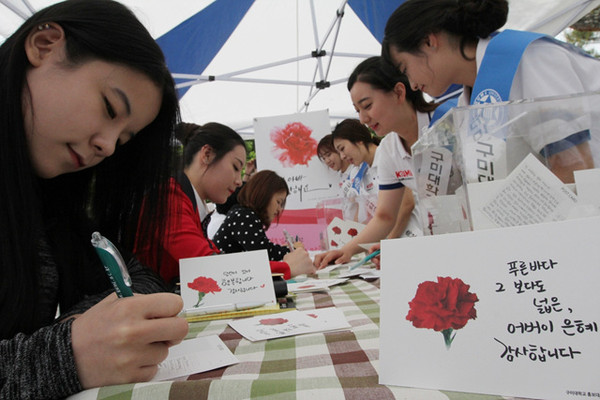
368;243;381;269
283;248;316;277
314;249;351;269
71;292;188;389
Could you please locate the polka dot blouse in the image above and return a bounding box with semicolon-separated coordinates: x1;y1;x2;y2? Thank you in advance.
213;205;290;261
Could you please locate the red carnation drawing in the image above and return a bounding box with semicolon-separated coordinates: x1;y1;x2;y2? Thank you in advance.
331;240;338;247
259;318;288;325
406;276;478;349
347;228;358;237
187;276;222;307
270;122;318;167
332;226;341;235
298;285;315;289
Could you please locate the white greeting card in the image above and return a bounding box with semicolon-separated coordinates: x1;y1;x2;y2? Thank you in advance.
228;307;350;342
326;217;365;249
379;217;600;400
179;250;276;313
286;278;348;293
477;153;577;228
152;335;239;381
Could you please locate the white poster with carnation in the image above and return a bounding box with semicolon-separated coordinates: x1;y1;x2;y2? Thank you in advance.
254;110;340;210
379;217;600;400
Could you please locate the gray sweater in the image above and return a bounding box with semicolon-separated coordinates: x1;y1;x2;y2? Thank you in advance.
0;251;167;399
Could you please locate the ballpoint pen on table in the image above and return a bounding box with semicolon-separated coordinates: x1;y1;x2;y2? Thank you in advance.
91;231;134;297
348;249;381;271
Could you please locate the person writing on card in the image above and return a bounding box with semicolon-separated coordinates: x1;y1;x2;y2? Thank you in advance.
135;122;315;288
0;1;189;398
214;170;303;260
382;0;600;183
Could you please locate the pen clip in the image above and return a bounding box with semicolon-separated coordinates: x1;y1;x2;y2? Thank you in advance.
91;232;133;296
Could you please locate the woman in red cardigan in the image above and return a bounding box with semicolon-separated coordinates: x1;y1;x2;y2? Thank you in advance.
136;122;315;288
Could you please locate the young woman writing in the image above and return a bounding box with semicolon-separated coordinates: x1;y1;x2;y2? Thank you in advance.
0;1;188;397
214;170;302;260
135;123;315;287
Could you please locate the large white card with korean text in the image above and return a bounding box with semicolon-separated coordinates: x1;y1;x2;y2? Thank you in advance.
379;217;600;400
179;250;276;312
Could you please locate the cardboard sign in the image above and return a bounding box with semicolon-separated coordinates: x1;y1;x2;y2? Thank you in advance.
379;217;600;400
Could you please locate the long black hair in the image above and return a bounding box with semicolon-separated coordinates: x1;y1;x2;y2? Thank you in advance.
348;56;437;113
382;0;509;62
332;118;381;146
174;122;246;170
0;0;179;338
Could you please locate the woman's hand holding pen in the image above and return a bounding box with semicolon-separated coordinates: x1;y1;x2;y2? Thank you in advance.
284;247;316;277
71;292;188;389
368;243;381;270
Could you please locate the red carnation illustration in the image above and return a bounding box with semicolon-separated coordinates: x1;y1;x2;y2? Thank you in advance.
330;240;338;247
332;226;341;234
187;276;221;308
347;228;358;237
406;276;478;349
270;122;318;167
259;318;288;325
298;285;315;289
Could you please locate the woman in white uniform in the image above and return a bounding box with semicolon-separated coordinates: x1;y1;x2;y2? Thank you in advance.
382;0;600;183
315;57;446;268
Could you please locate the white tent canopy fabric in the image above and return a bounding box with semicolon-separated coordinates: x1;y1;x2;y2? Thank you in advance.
1;0;599;135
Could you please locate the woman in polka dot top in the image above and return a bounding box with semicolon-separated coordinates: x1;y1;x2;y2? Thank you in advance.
213;170;295;261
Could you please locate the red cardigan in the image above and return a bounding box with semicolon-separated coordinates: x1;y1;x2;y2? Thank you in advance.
136;176;291;284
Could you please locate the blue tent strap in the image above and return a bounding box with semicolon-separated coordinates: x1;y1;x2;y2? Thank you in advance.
156;0;255;99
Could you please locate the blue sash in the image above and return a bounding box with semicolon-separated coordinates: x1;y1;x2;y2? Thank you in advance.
351;162;368;193
470;29;593;157
429;96;459;126
471;29;544;105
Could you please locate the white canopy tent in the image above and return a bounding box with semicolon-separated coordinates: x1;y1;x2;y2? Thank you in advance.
1;0;599;135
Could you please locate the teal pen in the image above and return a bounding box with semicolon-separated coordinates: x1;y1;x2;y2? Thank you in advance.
91;232;134;297
348;249;381;271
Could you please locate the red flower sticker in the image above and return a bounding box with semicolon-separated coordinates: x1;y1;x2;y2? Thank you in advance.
347;228;358;237
298;285;315;289
406;276;478;349
270;122;318;167
330;240;338;247
332;226;341;234
187;276;221;307
259;318;289;325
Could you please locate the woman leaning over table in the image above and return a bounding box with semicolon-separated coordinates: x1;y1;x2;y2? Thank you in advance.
135;123;315;289
214;170;302;260
382;0;600;183
0;1;189;398
314;57;448;268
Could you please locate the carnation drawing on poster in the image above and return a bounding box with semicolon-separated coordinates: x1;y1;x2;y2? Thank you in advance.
187;276;222;308
406;276;479;349
270;121;318;167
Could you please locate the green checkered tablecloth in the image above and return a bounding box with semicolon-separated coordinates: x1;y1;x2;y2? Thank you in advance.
68;278;506;400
